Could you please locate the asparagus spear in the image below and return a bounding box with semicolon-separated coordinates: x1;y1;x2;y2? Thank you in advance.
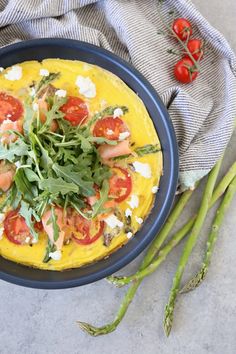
78;159;236;336
108;161;236;286
180;175;236;293
163;158;223;337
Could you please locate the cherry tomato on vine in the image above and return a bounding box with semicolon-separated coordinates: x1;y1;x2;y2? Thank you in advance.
185;39;204;61
174;58;198;84
172;18;192;41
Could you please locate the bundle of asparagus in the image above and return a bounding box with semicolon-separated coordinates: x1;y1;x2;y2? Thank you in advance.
77;153;236;336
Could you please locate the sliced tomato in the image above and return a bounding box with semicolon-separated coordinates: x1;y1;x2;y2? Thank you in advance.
4;210;32;245
0;92;23;123
93;117;128;140
109;167;132;203
60;96;88;126
72;213;104;245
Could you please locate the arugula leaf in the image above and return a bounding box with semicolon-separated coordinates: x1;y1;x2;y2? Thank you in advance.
0;140;28;162
19;200;39;240
30;132;53;168
39;177;79;195
48;206;60;242
37;97;66;135
92;179;109;218
52;164;94;196
43;241;56;263
23;103;35;137
24;168;41;182
14;169;36;203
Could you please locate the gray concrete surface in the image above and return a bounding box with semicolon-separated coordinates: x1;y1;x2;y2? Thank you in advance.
0;1;236;354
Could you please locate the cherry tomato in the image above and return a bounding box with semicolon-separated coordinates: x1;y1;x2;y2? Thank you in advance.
71;213;104;245
185;39;204;61
0;92;23;123
4;210;32;245
172;18;192;41
60;96;88;126
109;167;132;203
174;58;198;84
93;117;128;141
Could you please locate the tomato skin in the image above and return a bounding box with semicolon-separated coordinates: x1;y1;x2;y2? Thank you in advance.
172;18;192;41
4;210;32;245
174;58;198;84
185;39;204;61
0;92;23;123
72;213;104;245
93;117;128;141
109;167;132;203
60;96;88;126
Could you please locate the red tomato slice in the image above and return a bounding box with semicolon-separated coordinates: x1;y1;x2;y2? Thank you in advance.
0;92;23;123
109;167;132;203
4;210;32;245
60;96;88;126
72;213;104;245
93;117;128;141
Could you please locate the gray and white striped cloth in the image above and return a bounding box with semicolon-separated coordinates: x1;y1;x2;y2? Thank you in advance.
0;0;236;189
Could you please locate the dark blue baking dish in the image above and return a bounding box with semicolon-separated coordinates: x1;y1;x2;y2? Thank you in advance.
0;39;178;289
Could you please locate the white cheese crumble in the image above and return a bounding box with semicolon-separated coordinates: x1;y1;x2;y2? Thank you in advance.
75;75;96;98
125;208;132;217
25;236;31;244
106;129;114;136
15;161;21;169
135;216;143;225
6;114;12;118
113;108;123;118
127;194;139;209
152;185;159;193
32;238;38;244
118;131;130;141
49;250;62;261
0;67;4;72
4;66;22;81
0;213;5;223
127;232;133;239
0;227;4;240
32;102;39;111
55;89;67;98
133;161;152;179
104;215;124;229
39;68;49;77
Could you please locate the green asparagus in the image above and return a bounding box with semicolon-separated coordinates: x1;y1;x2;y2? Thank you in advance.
180;175;236;293
163;158;223;337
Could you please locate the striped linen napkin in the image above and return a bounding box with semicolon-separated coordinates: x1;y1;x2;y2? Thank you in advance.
0;0;236;189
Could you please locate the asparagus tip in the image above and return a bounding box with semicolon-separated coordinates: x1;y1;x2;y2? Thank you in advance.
179;267;207;294
163;305;174;337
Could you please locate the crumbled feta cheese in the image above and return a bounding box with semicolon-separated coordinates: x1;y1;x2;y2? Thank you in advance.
29;87;36;97
152;185;159;193
49;250;62;261
75;75;96;98
133;161;152;179
25;236;31;244
113;108;123;118
127;232;133;239
0;67;4;72
6;114;12;118
4;66;22;81
0;213;5;223
127;195;139;209
104;215;124;229
125;208;132;217
118;131;130;141
106;129;114;136
39;68;49;77
135;216;143;225
55;89;67;98
15;161;21;169
32;238;38;244
32;102;39;111
0;227;4;240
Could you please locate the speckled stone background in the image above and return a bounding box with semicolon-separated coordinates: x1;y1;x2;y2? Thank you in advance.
0;1;236;353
